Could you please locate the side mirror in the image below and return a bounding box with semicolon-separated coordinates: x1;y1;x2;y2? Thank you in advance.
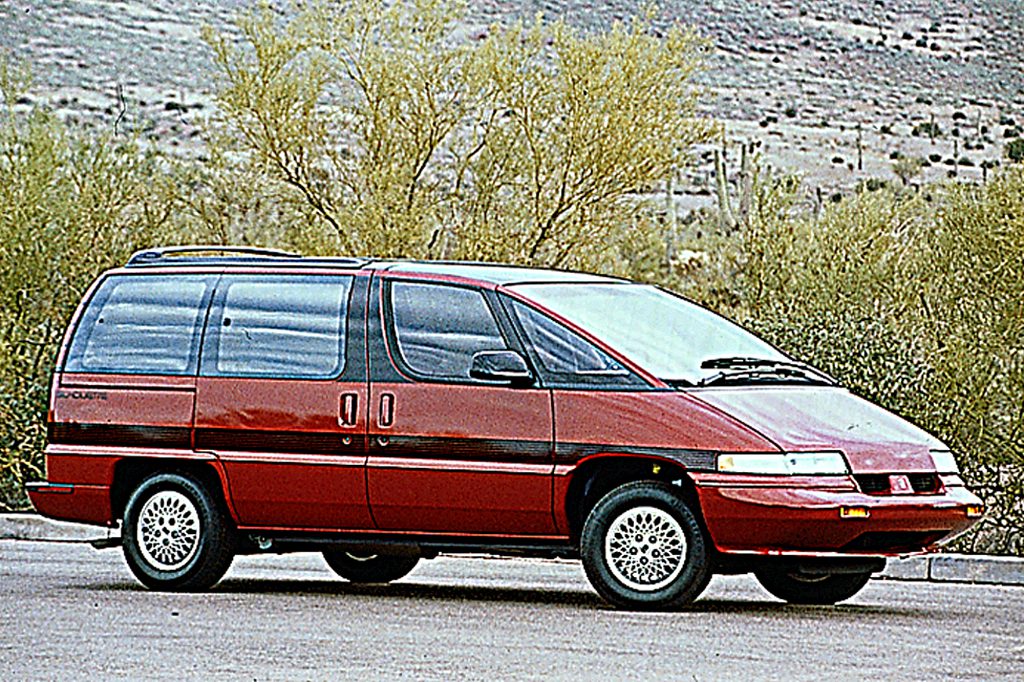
469;350;534;386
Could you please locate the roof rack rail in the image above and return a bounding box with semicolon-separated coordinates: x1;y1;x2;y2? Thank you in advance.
127;245;302;267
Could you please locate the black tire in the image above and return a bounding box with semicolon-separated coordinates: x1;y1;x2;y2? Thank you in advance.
122;472;235;591
580;481;710;610
323;551;420;583
754;567;872;605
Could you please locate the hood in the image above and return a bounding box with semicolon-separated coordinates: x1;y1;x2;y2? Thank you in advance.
693;386;945;473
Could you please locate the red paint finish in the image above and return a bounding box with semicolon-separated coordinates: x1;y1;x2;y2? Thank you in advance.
550;390;780;533
554;390;780;455
52;373;196;446
367;383;555;534
43;448;120;486
692;472;982;554
692;386;943;472
32;372;198;525
26;483;111;525
195;377;373;530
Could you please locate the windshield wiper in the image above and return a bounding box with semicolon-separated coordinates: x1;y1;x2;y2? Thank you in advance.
701;356;791;370
697;356;836;386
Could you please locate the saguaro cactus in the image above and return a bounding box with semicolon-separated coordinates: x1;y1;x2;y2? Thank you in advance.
714;139;758;231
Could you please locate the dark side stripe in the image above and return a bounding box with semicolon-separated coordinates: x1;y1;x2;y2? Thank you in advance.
555;443;718;471
48;423;191;449
195;428;349;455
370;435;551;462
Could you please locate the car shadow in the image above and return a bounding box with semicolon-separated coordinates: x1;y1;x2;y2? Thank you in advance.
85;577;936;619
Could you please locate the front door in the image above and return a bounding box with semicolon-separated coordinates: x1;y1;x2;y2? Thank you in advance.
195;273;372;531
366;277;555;535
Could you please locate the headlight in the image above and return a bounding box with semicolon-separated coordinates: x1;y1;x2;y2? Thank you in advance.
717;451;849;475
930;449;960;474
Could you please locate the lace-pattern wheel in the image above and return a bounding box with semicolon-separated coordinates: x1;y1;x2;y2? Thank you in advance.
604;506;687;591
135;491;201;571
581;481;710;610
122;472;235;591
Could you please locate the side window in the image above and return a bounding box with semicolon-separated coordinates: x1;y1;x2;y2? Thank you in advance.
389;281;508;380
65;275;212;375
509;299;641;387
203;276;352;379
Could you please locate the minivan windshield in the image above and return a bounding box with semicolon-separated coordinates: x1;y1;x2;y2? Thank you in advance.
508;282;789;385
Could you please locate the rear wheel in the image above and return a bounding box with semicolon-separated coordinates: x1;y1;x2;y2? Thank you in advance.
754;567;872;604
122;472;235;591
323;551;419;583
580;481;710;610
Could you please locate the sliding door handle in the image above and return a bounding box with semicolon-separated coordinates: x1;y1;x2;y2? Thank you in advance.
379;393;394;428
339;393;358;428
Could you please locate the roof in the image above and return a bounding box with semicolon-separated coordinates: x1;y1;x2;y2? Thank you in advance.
124;246;627;287
379;261;622;286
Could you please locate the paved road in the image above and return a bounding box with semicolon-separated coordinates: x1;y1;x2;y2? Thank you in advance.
2;540;1022;681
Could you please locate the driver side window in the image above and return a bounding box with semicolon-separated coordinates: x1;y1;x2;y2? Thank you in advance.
508;299;644;388
389;281;509;381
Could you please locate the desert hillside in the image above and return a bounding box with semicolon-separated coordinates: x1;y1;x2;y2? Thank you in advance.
2;0;1022;198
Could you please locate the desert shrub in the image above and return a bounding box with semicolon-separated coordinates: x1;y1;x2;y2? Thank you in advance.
1007;138;1024;163
912;120;942;138
892;156;924;185
203;0;714;269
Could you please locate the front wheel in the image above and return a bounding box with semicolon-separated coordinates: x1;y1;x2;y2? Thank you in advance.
754;568;872;605
323;551;419;583
580;481;710;610
122;472;235;591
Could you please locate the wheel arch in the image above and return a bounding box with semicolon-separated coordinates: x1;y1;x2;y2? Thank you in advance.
563;454;706;542
111;457;234;524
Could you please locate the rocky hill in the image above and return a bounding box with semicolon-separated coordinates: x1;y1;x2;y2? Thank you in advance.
2;0;1022;200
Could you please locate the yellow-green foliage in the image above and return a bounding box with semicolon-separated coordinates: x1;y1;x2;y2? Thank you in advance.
737;176;1024;470
0;60;183;508
204;0;714;267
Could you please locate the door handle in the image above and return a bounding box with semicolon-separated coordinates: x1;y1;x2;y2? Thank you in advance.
379;393;394;428
339;393;358;428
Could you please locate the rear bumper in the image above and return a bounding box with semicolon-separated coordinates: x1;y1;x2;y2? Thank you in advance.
692;474;983;556
25;481;112;527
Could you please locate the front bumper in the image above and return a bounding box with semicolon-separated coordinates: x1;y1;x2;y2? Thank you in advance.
692;473;983;556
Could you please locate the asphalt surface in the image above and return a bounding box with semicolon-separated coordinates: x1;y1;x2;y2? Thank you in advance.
2;540;1023;681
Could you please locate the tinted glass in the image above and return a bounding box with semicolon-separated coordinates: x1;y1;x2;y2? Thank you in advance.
390;282;507;380
65;275;211;375
510;300;635;384
205;276;351;379
509;283;785;384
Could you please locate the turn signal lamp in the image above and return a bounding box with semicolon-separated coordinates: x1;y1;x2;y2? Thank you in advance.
966;505;984;518
840;506;870;519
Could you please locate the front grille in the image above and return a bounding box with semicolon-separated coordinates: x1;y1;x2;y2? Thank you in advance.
854;473;942;495
855;474;890;494
843;531;948;552
909;473;940;493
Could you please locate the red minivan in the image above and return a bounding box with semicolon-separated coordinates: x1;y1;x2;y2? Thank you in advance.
27;246;983;609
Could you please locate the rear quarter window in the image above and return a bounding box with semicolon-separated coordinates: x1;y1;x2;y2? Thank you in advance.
64;275;214;375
